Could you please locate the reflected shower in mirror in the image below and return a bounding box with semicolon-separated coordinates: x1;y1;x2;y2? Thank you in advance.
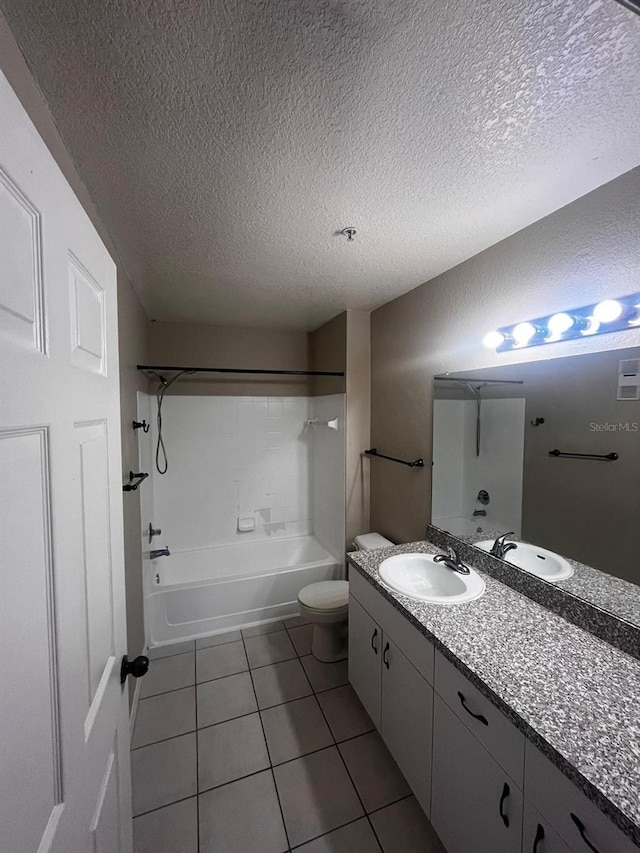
432;346;640;627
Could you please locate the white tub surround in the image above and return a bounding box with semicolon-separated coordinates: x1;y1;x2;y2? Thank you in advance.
146;535;340;645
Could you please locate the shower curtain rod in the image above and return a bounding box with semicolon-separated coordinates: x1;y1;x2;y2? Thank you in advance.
137;364;345;377
434;377;524;384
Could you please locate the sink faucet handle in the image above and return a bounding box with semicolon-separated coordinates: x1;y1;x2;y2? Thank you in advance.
447;544;461;563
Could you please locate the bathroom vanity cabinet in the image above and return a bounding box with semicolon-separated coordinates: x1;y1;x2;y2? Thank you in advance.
348;566;638;853
348;571;434;816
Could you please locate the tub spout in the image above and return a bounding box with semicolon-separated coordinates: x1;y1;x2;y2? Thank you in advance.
150;546;170;559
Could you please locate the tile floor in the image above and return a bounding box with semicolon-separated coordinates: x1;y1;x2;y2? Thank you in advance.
132;616;446;853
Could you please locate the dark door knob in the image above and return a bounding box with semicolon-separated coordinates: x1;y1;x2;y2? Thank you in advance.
120;654;149;685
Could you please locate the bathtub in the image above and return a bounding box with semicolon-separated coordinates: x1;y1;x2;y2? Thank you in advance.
145;535;342;646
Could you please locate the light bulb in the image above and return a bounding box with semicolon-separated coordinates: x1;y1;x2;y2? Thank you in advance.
581;317;600;336
547;313;574;336
513;322;537;346
483;330;505;349
628;305;640;327
593;300;623;323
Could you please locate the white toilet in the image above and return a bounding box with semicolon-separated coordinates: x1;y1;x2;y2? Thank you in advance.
297;533;393;662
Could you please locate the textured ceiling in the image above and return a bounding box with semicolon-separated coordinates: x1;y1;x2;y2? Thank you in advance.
2;0;639;330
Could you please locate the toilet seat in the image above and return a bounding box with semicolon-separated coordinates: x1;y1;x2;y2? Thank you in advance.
298;580;349;612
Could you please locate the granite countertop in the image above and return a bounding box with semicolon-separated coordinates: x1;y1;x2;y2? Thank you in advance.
454;529;640;629
347;540;640;846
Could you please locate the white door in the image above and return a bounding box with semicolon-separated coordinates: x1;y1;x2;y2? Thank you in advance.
0;69;132;853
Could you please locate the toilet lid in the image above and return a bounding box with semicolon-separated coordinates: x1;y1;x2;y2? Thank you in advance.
298;581;349;611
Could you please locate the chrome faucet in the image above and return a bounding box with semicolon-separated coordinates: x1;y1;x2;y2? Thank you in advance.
472;509;486;517
490;533;518;559
150;546;170;559
434;545;470;575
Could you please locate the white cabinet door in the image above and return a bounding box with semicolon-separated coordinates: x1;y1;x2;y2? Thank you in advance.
431;694;523;853
348;595;382;727
0;70;132;853
524;805;572;853
525;743;638;853
381;639;433;817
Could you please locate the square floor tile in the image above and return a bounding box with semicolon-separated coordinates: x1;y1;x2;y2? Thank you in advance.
301;655;349;693
288;623;313;656
196;630;242;649
140;652;195;699
338;732;410;813
245;631;296;668
198;713;269;791
147;640;195;660
131;733;197;816
133;796;198;853
317;685;374;743
261;695;333;765
199;770;288;853
370;796;446;853
196;640;248;683
295;818;382;852
251;658;313;709
197;671;257;728
242;620;285;638
132;687;196;748
284;614;310;628
274;746;363;847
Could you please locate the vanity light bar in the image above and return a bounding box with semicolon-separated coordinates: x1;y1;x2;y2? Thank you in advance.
483;293;640;352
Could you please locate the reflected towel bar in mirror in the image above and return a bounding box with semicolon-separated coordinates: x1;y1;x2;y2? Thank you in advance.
123;471;149;491
364;448;425;467
548;449;619;461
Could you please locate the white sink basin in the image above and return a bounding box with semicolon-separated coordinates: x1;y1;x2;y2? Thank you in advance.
378;553;485;604
475;540;574;582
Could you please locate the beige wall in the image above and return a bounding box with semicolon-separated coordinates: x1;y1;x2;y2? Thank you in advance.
148;321;312;396
370;168;640;543
310;311;371;549
345;311;371;548
1;12;151;669
309;312;347;396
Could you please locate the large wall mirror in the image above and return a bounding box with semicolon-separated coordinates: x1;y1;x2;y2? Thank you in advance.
432;346;640;628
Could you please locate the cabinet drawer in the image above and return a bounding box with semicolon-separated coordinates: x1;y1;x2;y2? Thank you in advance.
349;566;434;684
525;743;638;853
434;650;525;786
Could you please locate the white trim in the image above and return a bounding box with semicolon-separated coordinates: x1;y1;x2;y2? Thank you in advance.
128;647;146;745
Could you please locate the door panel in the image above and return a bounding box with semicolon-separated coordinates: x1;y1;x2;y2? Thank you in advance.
0;68;132;853
431;694;523;853
381;640;433;817
0;166;45;352
0;427;62;852
348;595;382;727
